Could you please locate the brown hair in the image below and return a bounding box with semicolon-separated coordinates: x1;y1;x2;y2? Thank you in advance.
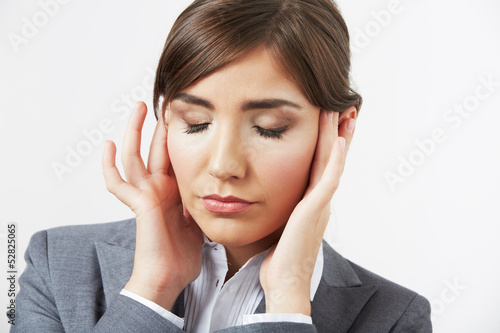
153;0;362;121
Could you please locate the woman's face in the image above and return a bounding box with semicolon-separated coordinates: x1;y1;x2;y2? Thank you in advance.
166;47;320;251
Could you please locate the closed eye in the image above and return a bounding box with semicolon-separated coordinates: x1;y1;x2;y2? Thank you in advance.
183;123;288;139
254;125;288;139
184;123;210;134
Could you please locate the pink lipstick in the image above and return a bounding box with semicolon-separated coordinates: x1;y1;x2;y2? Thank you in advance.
202;195;254;214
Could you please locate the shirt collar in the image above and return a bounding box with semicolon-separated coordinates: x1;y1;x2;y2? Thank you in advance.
201;233;324;301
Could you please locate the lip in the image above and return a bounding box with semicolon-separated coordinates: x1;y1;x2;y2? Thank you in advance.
202;194;255;214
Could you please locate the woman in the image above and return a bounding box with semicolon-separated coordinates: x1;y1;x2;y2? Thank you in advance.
13;0;432;332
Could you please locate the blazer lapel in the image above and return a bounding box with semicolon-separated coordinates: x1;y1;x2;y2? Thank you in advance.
93;219;185;317
94;240;135;307
254;240;377;333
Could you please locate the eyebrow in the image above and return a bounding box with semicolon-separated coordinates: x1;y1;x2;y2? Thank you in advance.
172;93;303;111
173;93;214;109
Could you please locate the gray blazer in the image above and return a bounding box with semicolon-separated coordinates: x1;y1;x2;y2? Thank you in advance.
10;218;432;332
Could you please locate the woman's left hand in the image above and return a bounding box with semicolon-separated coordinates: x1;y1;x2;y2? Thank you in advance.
260;109;356;315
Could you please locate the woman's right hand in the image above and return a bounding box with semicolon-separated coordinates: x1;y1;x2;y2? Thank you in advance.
102;101;203;310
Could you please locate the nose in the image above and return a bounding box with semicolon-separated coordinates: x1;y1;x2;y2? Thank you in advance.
207;126;247;181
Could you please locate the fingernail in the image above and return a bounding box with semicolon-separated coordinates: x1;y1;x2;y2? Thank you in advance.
347;119;356;133
327;111;334;121
339;137;346;152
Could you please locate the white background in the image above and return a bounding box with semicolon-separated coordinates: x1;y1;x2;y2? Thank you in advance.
1;0;499;332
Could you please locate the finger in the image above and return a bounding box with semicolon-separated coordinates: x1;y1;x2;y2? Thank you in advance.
102;140;142;209
306;136;346;212
147;106;171;175
338;109;356;160
122;101;149;184
305;110;338;196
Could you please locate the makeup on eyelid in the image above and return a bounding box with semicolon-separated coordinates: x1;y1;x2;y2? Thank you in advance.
170;106;212;122
170;103;297;139
251;110;296;129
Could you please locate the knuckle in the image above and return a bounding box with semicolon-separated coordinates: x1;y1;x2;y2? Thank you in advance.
105;183;115;194
325;181;339;197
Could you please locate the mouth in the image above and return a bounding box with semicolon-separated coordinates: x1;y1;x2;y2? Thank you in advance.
202;194;255;214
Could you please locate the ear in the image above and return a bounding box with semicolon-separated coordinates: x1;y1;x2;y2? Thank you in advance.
163;102;171;127
338;106;357;129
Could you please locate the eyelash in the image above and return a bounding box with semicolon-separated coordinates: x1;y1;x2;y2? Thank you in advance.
183;123;287;139
184;123;209;134
254;125;287;139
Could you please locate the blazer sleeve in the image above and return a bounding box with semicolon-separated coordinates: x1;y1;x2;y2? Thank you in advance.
10;230;62;332
217;322;317;333
389;294;433;333
92;294;185;333
10;230;184;333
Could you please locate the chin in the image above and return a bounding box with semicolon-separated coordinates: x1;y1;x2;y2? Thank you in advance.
199;222;259;247
199;219;285;251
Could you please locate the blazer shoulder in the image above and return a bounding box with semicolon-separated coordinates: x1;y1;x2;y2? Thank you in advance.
347;259;418;298
24;217;136;270
346;259;431;332
43;217;136;242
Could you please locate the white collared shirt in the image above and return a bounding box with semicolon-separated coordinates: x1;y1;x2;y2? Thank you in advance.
121;236;324;332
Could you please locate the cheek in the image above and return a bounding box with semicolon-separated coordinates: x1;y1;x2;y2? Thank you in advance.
167;132;196;192
258;138;316;202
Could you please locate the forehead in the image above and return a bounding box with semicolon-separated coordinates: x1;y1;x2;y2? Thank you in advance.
181;47;307;103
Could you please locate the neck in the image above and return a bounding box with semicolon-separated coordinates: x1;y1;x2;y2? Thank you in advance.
222;224;285;283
